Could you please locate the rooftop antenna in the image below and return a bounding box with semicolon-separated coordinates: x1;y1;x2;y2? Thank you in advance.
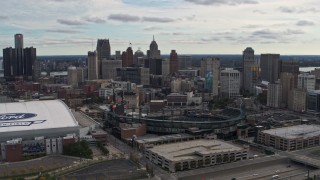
129;42;132;47
153;35;155;41
92;39;94;51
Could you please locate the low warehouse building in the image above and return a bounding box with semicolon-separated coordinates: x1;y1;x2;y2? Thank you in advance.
145;139;248;172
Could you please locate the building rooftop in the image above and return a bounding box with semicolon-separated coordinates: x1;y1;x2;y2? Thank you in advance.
148;139;243;162
262;125;320;139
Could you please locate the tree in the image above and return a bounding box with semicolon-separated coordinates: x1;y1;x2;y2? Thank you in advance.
63;140;93;159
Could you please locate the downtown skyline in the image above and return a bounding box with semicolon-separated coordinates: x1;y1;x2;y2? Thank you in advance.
0;0;319;56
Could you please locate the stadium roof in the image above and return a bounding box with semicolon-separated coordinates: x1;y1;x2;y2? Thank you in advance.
0;100;79;134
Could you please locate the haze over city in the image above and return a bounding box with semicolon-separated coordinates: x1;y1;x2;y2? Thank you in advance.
0;0;319;55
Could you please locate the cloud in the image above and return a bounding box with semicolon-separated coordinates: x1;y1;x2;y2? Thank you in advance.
83;17;106;24
296;20;315;26
57;19;85;25
142;17;175;23
253;10;266;14
279;7;320;13
185;0;258;6
0;15;8;19
144;26;162;31
108;14;140;22
46;29;82;34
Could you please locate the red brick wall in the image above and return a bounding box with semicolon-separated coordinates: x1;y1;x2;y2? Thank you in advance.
63;138;76;146
6;144;23;162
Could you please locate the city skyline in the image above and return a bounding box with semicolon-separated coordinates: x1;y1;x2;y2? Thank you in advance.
0;0;319;56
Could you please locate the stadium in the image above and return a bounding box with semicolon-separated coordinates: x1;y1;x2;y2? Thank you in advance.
105;102;246;138
0;100;80;161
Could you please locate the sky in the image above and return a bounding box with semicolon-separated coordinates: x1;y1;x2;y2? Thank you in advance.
0;0;319;56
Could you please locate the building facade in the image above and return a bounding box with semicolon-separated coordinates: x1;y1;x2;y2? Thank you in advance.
242;47;255;93
116;67;150;86
260;54;281;83
200;57;220;96
170;50;178;74
280;72;295;107
267;81;282;108
288;88;307;112
87;51;98;80
298;73;315;92
96;39;111;78
220;68;241;98
147;36;161;59
102;60;122;80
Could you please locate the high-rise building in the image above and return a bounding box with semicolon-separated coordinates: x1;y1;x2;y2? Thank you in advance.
147;36;161;59
68;66;78;88
134;49;144;65
162;59;170;76
242;47;255;93
280;72;295;107
149;59;162;75
116;67;149;85
200;57;220;96
260;54;281;83
14;34;23;49
102;60;122;80
220;68;241;98
96;39;111;78
307;90;320;112
3;34;37;81
87;51;98;80
115;51;121;60
298;73;316;92
122;47;133;67
288;89;307;112
178;55;192;70
281;60;299;88
267;81;282;108
169;50;178;74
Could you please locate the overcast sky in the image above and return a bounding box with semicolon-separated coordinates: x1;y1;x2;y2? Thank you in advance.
0;0;319;56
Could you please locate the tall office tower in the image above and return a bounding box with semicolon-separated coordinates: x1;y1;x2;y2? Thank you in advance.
220;68;241;98
280;72;295;107
162;59;170;76
115;51;121;60
68;66;78;88
122;47;133;67
3;34;37;81
242;47;255;93
96;39;111;78
77;68;84;85
169;50;178;74
267;81;282;108
281;60;299;87
200;57;220;96
149;59;162;75
298;73;316;92
260;54;281;83
102;59;122;79
147;36;161;59
87;51;98;80
121;51;127;67
178;55;192;70
133;49;144;65
24;47;36;81
14;34;24;49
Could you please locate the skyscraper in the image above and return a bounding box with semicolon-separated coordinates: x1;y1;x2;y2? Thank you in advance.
280;72;295;107
200;57;220;96
122;47;133;67
242;47;255;94
87;51;98;80
3;34;37;81
96;39;111;78
133;49;144;66
14;34;23;49
220;68;241;98
169;50;178;74
147;36;161;59
260;54;281;83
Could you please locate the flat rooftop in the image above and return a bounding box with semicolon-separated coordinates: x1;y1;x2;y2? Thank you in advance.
135;133;193;144
148;139;244;162
262;124;320;139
